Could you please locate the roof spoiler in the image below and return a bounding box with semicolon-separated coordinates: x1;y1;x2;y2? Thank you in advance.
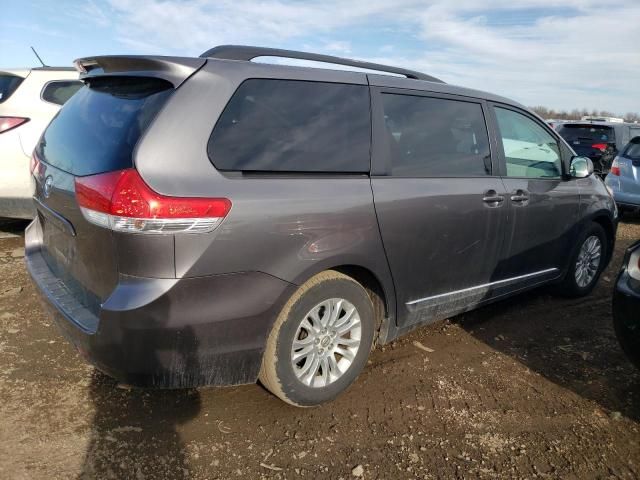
200;45;445;83
73;55;206;87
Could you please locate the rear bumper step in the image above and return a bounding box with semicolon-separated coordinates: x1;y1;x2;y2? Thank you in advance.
25;220;296;388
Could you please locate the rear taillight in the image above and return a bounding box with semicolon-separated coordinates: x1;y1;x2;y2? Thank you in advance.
591;143;607;152
75;169;231;234
610;158;621;176
0;116;29;134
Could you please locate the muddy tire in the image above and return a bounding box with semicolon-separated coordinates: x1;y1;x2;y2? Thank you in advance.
558;223;607;297
259;270;375;407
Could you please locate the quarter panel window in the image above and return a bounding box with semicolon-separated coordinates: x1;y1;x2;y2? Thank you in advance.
208;79;371;173
495;107;562;178
381;94;491;177
41;80;83;105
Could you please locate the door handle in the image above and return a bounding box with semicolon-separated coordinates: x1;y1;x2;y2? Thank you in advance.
510;189;530;205
482;189;505;207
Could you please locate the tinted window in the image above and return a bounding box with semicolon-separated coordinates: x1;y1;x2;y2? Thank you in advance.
381;94;490;177
623;138;640;160
208;79;370;172
36;77;172;176
0;74;24;103
41;80;83;105
495;107;562;178
557;124;616;143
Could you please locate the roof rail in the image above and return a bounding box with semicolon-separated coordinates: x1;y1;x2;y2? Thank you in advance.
199;45;444;83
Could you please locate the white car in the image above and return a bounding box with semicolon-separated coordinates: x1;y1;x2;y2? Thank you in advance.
0;67;82;218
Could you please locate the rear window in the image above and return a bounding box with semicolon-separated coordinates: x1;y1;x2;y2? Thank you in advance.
0;74;24;103
623;138;640;160
36;77;172;176
208;79;371;173
41;80;83;105
557;124;616;143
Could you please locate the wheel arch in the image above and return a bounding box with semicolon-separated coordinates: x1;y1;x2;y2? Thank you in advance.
292;262;396;347
590;212;616;265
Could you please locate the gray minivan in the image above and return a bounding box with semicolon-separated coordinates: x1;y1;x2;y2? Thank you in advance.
26;46;617;406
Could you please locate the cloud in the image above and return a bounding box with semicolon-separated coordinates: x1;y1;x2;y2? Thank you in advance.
70;0;112;28
322;41;352;55
1;21;68;39
96;0;639;113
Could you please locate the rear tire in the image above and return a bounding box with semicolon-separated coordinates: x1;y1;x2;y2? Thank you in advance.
259;270;375;407
558;223;607;297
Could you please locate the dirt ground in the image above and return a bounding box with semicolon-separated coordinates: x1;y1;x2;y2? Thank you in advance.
0;216;639;480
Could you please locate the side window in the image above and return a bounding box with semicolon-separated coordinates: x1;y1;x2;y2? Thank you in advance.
41;80;83;106
208;79;371;173
381;94;491;177
494;107;562;178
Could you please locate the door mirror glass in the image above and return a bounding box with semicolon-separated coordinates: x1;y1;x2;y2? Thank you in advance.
570;156;594;178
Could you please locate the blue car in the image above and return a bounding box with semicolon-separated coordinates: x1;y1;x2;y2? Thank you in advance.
605;136;640;212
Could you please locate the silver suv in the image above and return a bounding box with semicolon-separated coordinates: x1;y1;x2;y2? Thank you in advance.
605;137;640;212
26;46;617;406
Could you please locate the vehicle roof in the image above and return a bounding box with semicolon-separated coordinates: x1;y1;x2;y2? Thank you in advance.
0;69;30;78
75;49;526;111
2;66;75;73
200;57;525;108
200;45;524;107
366;73;524;107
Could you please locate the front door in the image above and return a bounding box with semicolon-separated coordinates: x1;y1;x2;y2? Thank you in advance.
489;104;581;286
370;89;508;328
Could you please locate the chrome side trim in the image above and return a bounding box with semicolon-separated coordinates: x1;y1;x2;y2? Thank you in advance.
406;268;559;307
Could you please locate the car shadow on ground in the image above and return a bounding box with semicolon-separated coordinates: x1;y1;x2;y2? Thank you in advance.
78;371;201;479
620;210;640;225
0;219;30;238
454;276;640;423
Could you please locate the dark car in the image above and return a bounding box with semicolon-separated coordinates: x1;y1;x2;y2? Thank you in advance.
613;240;640;368
557;121;640;176
25;46;617;406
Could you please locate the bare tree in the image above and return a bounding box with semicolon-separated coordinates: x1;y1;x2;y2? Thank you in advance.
529;106;640;122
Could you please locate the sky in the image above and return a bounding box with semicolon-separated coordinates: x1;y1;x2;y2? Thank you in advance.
2;0;639;114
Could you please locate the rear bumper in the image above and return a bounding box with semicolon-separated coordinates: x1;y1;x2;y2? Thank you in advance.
0;131;34;219
605;177;640;208
0;196;35;219
25;220;296;388
614;194;640;209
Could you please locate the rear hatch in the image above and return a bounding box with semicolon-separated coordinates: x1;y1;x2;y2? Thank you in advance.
557;123;616;160
32;75;175;313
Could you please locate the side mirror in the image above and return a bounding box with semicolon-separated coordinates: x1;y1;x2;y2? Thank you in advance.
570;156;594;178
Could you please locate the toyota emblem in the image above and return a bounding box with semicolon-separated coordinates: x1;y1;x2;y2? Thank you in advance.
43;176;53;198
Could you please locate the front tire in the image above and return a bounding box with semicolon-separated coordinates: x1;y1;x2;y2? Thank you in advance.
559;223;607;297
259;270;375;407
